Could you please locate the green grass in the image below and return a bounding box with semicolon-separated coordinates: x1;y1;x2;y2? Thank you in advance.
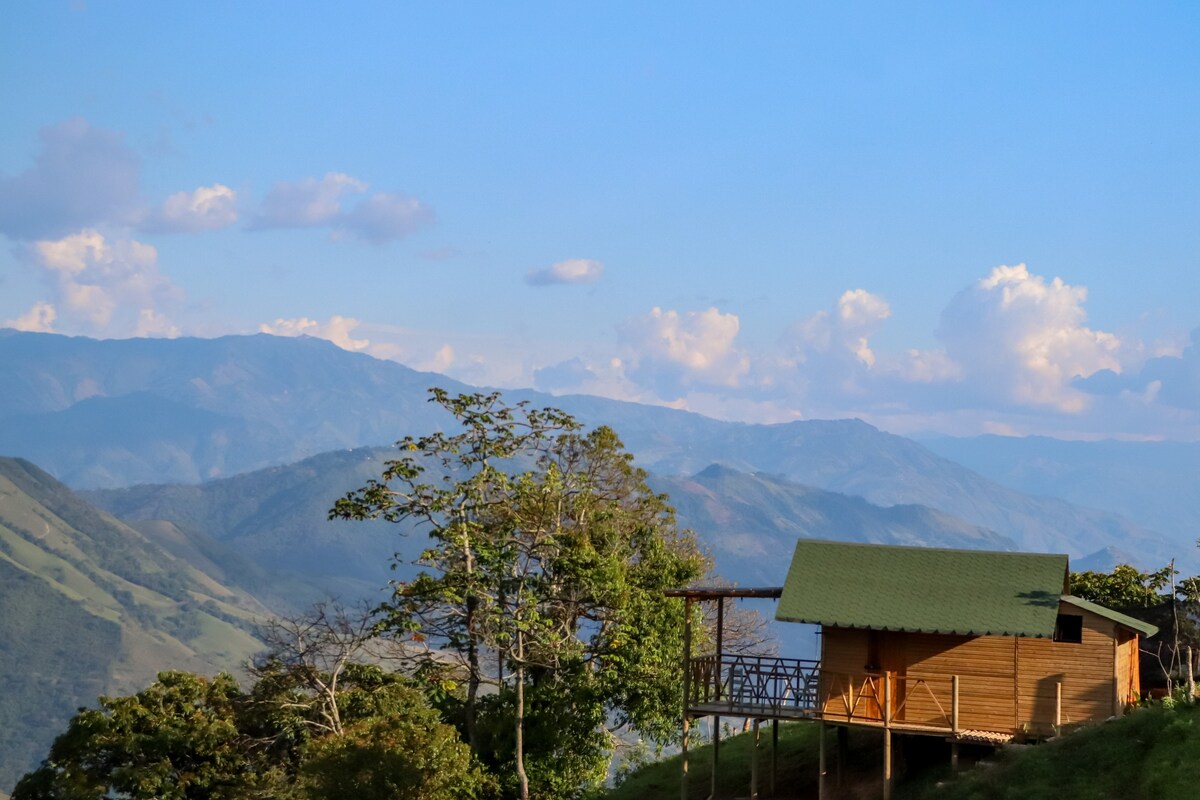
606;721;883;800
608;702;1200;800
901;701;1200;800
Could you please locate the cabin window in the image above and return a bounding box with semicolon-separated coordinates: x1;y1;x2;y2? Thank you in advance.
1054;614;1083;643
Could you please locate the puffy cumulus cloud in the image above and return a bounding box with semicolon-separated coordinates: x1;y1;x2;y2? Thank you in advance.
4;301;57;332
25;229;182;336
0;118;141;240
1076;326;1200;411
937;264;1122;412
618;306;749;398
250;172;433;244
526;259;604;286
140;184;238;233
789;289;891;364
259;315;370;352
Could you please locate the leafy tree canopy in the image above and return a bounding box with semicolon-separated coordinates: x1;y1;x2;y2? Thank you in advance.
330;389;709;798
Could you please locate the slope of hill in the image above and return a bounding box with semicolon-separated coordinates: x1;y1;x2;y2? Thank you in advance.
0;458;271;791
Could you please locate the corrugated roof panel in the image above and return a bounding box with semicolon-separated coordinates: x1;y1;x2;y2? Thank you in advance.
1060;595;1159;637
775;540;1068;637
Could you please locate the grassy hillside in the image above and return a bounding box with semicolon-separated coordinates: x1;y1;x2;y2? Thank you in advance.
0;457;272;791
905;702;1200;800
608;703;1200;800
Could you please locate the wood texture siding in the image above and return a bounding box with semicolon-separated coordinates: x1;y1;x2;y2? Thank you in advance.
816;601;1139;738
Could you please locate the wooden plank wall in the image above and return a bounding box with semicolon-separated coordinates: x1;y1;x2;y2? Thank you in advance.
1015;606;1116;737
817;602;1130;737
1116;629;1140;704
902;632;1016;732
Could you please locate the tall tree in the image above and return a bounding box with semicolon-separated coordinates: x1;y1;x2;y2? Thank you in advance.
330;390;708;798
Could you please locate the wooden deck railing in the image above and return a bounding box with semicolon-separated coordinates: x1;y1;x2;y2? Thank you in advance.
819;670;960;733
688;654;821;715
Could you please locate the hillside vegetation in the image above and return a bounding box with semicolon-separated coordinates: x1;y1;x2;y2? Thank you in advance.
608;703;1200;800
0;458;271;790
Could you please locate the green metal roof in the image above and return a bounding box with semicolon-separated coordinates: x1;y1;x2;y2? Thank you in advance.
776;540;1069;637
1060;595;1159;637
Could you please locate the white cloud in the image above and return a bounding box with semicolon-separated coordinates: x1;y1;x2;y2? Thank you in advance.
787;291;892;371
253;172;366;229
938;264;1122;412
259;315;370;352
26;229;182;335
526;258;604;286
4;302;57;332
618;306;749;397
251;172;433;244
0;118;141;240
141;183;238;233
338;191;435;245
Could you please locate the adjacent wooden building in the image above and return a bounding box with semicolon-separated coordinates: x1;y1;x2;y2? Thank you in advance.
780;541;1155;741
673;540;1158;800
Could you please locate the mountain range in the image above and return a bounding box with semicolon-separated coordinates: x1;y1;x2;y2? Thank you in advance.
2;329;1192;567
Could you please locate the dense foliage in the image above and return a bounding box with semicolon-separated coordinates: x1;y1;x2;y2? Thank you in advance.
1069;563;1200;691
331;390;709;798
12;669;484;800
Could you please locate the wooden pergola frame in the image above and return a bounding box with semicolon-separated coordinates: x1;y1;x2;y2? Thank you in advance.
665;586;784;800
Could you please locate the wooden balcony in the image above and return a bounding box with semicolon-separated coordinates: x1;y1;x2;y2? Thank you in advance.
686;653;821;720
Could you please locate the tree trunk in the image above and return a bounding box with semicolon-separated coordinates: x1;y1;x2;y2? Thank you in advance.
516;628;529;800
465;595;480;752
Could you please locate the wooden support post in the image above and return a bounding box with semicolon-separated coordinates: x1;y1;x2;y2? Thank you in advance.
883;673;893;800
712;715;720;800
818;720;827;800
1055;681;1062;734
951;675;960;733
750;719;760;800
837;726;848;787
770;719;778;797
712;597;723;800
715;598;725;672
681;598;692;800
950;742;960;771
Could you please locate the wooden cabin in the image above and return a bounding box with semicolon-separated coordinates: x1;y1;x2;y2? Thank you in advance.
669;540;1157;800
776;540;1156;742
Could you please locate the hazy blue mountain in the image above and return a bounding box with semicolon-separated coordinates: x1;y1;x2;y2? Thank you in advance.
650;464;1015;586
86;450;1016;605
2;329;1184;565
536;402;1184;565
920;434;1200;548
0;329;467;487
0;458;270;791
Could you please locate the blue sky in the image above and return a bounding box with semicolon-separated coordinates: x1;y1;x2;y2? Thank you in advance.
2;2;1199;439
